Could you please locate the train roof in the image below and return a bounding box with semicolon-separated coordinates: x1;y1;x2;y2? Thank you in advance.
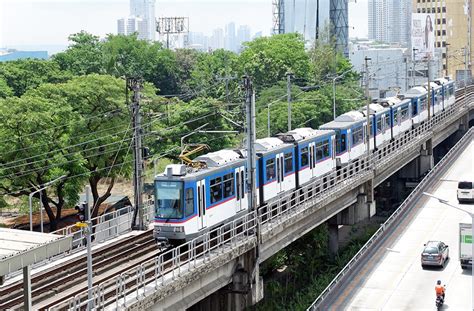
320;110;366;130
434;78;449;85
277;128;334;144
423;82;441;90
404;86;427;97
253;137;292;154
194;149;242;167
360;103;387;114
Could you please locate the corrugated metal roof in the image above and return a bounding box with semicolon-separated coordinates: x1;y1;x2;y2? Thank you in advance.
0;229;72;276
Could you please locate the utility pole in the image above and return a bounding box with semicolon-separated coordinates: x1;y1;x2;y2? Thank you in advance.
128;78;145;230
85;186;94;310
412;48;418;88
286;72;293;131
405;56;409;91
365;56;371;158
445;43;450;77
427;57;431;121
243;76;256;214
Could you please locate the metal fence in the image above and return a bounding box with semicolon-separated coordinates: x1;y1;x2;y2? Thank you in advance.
48;211;257;310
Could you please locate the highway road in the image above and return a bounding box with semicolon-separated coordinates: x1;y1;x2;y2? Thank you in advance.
328;140;474;310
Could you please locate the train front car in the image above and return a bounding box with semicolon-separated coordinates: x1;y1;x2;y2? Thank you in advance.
153;150;247;246
153;164;191;246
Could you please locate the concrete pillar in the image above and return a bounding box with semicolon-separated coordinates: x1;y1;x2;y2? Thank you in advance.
328;221;339;258
23;265;31;311
419;139;434;174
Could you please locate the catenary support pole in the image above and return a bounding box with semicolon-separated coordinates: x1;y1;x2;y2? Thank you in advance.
85;186;94;310
287;72;293;131
129;78;145;230
23;265;31;310
365;56;371;158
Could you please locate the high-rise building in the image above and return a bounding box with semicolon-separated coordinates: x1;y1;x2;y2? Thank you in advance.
117;0;155;41
414;0;472;81
225;22;236;52
282;0;330;43
211;28;225;50
130;0;156;41
117;16;148;40
237;25;251;51
368;0;410;45
274;0;348;54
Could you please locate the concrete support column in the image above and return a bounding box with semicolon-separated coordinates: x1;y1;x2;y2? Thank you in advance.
419;139;434;174
223;249;263;311
23;265;31;311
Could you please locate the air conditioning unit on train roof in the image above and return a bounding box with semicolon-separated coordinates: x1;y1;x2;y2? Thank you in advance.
194;149;241;167
255;137;285;151
164;164;187;177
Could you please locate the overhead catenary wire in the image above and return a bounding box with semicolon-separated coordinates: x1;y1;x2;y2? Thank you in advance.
0;112;219;177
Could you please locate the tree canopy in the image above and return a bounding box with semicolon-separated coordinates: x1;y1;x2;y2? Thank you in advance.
0;31;364;230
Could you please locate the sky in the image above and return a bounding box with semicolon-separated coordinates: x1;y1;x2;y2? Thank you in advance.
0;0;368;53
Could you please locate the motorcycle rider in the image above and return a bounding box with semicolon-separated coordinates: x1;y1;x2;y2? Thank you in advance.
435;280;446;302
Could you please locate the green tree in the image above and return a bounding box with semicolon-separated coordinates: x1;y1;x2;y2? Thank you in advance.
29;74;141;218
0;59;70;96
0;78;13;98
239;34;311;90
0;95;87;231
189;49;240;100
52;31;104;75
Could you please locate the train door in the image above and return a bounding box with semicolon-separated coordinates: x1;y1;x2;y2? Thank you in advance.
197;179;207;230
235;167;247;213
276;153;285;192
346;129;352;160
308;142;316;177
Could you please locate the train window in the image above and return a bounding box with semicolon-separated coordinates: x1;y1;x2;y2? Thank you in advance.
323;142;330;158
210;177;223;204
393;110;399;124
401;106;409;121
420;97;427;111
376;118;382;133
284;152;293;173
316;141;323;160
352;126;363;146
340;134;346;152
301;147;309;167
155;181;183;219
266;158;276;181
384;114;390;129
412;101;418;116
223;173;234;198
185;188;194;217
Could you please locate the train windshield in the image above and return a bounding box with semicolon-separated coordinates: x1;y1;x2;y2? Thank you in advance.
155;181;183;219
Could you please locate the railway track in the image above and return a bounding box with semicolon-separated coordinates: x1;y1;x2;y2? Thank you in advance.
0;229;157;310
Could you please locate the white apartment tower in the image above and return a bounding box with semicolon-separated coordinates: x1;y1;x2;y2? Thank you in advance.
117;0;155;41
368;0;410;45
117;16;148;40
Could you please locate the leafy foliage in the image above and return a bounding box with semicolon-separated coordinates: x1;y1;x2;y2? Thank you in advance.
239;33;311;90
0;59;71;96
53;31;104;75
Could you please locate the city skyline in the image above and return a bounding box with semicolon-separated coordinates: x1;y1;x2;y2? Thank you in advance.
1;0;368;54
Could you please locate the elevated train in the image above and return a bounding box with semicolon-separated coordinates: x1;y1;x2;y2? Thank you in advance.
153;77;455;244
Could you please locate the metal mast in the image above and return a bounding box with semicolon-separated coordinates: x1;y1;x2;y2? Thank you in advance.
272;0;285;34
129;77;145;230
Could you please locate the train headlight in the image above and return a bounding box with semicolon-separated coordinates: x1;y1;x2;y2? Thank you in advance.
173;226;184;233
